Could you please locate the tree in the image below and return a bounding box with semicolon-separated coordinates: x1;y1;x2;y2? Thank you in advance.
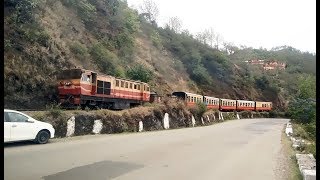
205;27;215;47
126;64;153;83
195;32;206;44
167;16;182;33
223;42;238;55
139;0;159;24
297;74;316;99
214;33;223;49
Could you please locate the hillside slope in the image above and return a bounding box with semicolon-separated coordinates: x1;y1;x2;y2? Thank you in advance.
4;0;316;110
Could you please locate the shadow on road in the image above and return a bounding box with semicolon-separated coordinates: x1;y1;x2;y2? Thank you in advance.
43;160;144;180
4;141;39;148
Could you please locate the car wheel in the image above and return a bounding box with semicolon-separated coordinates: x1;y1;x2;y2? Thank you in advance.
36;130;50;144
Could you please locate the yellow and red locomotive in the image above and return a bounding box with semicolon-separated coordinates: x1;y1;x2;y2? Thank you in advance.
57;68;150;109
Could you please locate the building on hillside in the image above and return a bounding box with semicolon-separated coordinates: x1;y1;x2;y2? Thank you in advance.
245;59;265;65
263;61;286;70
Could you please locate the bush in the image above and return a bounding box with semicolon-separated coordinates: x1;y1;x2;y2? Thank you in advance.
269;110;278;118
288;98;316;124
150;30;162;49
61;0;96;24
292;124;309;140
189;102;207;120
90;43;124;76
305;144;316;159
70;42;87;55
126;64;153;83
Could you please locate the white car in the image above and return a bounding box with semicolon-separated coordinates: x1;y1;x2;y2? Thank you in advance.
4;109;55;144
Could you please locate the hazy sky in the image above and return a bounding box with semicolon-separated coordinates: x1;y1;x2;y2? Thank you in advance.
127;0;316;53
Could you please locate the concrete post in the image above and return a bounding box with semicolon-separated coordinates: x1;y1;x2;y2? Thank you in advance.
138;121;143;132
191;115;196;127
163;113;170;129
92;119;103;134
66;116;75;137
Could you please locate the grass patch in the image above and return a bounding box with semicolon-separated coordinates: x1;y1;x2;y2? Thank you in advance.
281;126;303;180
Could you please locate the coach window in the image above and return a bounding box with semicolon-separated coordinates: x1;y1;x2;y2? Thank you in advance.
137;85;140;90
125;82;128;88
116;80;119;87
129;83;132;89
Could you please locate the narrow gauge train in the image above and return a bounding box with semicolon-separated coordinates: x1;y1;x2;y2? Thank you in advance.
172;91;272;112
57;68;150;109
57;68;272;111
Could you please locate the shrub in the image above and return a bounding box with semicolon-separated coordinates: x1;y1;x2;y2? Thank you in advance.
70;42;87;55
90;43;121;76
150;30;162;49
268;110;278;118
189;101;207;120
288;98;316;124
126;64;153;83
292;124;309;140
305;144;316;159
61;0;96;24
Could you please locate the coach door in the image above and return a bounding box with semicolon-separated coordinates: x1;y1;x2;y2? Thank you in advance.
91;72;97;94
97;81;111;95
104;82;111;95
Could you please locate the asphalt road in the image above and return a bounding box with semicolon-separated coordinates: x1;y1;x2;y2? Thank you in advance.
4;118;289;180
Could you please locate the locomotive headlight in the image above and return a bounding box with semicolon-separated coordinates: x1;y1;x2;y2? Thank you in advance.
65;81;72;86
